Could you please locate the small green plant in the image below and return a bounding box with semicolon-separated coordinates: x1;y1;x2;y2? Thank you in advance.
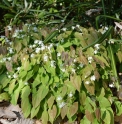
0;23;122;124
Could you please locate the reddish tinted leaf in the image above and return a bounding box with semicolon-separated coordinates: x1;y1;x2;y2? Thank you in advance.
85;110;94;122
95;108;101;121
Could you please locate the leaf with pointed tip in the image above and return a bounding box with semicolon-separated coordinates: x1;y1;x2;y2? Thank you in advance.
70;75;81;92
48;105;57;123
85;110;94;122
32;85;49;108
68;102;78;118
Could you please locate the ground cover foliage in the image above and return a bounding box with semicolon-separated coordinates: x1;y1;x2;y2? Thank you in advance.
0;0;122;124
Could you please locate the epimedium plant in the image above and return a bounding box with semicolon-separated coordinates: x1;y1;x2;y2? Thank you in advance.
0;23;122;124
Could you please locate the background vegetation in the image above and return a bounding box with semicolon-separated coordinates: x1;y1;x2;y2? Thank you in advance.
0;0;122;124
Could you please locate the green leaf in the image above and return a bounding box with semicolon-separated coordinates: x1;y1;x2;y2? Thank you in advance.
32;84;49;108
79;91;86;105
11;80;25;105
21;36;29;46
98;96;111;108
25;70;33;81
41;110;49;124
19;70;27;79
32;74;41;88
3;0;11;7
116;51;122;63
21;86;31;118
62;40;72;48
101;108;111;124
44;62;56;76
32;33;40;39
14;41;22;53
4;14;14;18
0;92;9;102
74;32;87;47
44;30;59;43
0;74;10;88
41;74;49;84
0;4;10;9
80;116;91;124
108;44;119;90
31;105;40;118
114;101;122;116
9;79;16;94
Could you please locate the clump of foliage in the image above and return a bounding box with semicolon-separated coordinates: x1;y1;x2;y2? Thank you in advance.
0;23;122;124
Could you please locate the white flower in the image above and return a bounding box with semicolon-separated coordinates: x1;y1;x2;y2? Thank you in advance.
7;25;12;31
8;48;14;54
61;20;64;23
5;38;9;43
33;27;38;32
31;53;35;58
17;67;21;71
61;39;64;43
109;83;115;88
57;52;61;57
40;45;46;51
13;73;18;78
7;57;11;61
68;92;73;97
74;59;76;62
35;48;41;53
79;63;84;68
85;81;90;85
12;30;19;38
47;43;53;50
62;28;67;32
108;39;114;44
71;68;75;73
0;35;5;38
51;60;55;67
94;44;100;50
90;75;96;81
43;54;48;62
105;27;108;30
60;3;63;6
23;57;26;60
72;26;75;30
8;75;11;78
57;96;62;101
32;44;36;48
9;42;13;46
94;50;98;54
76;24;80;28
2;57;6;62
38;40;43;45
24;82;28;85
58;102;65;108
34;40;39;44
61;68;65;72
101;30;106;34
88;56;93;63
29;45;33;48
